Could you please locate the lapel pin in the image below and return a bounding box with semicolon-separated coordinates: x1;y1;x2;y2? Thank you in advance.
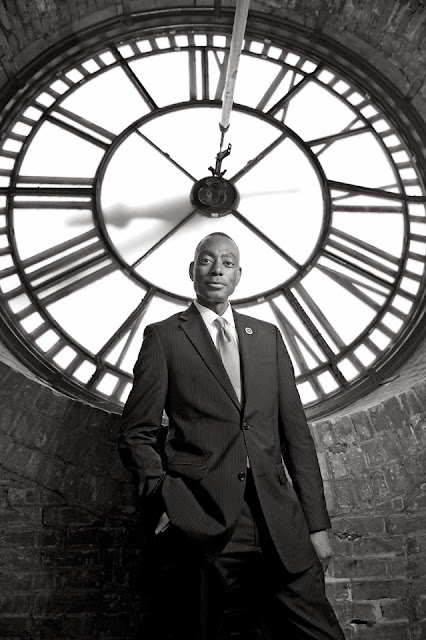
245;327;253;335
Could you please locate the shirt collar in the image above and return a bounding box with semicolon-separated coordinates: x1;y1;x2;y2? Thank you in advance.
193;300;235;328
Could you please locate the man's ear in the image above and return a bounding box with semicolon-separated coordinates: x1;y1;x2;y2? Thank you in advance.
236;267;242;285
189;261;194;281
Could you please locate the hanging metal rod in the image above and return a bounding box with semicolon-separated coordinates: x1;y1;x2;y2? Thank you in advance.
219;0;250;146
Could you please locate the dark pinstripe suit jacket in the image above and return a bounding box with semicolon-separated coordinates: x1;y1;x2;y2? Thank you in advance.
118;303;331;572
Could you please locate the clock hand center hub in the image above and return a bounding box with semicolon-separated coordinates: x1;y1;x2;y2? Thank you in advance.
190;176;239;217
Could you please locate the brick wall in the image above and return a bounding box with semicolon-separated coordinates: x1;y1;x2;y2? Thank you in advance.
0;361;155;639
0;359;425;639
310;385;426;639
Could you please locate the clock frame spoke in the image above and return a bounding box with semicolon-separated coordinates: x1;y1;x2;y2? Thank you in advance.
135;129;196;183
230;207;302;270
230;131;288;182
131;208;198;270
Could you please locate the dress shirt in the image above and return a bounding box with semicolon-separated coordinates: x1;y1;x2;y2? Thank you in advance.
193;300;239;349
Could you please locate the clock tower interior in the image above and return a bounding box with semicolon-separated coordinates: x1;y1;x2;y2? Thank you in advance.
0;2;425;639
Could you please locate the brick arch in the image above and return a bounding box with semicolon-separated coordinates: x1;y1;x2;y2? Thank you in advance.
0;0;425;118
0;359;424;638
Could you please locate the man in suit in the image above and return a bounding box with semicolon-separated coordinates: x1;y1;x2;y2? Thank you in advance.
118;232;345;639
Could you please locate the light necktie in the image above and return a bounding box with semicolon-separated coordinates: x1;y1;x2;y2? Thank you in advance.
214;316;241;403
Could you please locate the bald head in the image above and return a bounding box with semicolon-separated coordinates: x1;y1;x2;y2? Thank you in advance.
189;232;242;315
194;232;240;262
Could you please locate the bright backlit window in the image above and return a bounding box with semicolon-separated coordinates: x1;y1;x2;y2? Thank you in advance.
0;25;425;416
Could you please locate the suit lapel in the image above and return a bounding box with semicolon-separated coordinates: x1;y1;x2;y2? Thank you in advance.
179;304;241;410
233;310;255;412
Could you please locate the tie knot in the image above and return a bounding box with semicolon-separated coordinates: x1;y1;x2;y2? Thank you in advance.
214;316;226;329
214;316;232;341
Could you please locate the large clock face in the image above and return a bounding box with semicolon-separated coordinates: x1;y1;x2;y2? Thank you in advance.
0;21;425;416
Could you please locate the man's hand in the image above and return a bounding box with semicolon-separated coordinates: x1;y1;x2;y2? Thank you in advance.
310;529;333;572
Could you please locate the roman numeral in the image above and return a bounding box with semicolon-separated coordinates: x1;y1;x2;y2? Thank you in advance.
322;228;402;289
329;180;426;204
0;169;12;181
0;177;95;210
11;191;92;209
332;203;404;214
188;48;208;100
308;119;369;157
15;176;94;187
319;257;391;313
280;287;348;387
267;72;310;117
211;49;230;100
256;67;296;112
96;288;156;368
111;45;158;111
10;229;117;310
289;285;347;354
270;298;322;378
47;106;116;149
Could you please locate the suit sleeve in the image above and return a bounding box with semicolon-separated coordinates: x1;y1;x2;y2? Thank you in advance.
275;327;331;532
118;324;168;513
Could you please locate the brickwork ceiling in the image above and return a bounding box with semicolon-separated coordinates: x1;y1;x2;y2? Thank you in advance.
0;0;425;117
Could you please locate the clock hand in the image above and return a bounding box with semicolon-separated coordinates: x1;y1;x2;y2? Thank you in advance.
101;194;192;228
67;193;192;229
241;188;299;198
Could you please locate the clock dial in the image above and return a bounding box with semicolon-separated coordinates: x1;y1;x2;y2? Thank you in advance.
0;25;425;416
98;106;324;299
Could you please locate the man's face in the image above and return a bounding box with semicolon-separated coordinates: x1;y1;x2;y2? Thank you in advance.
189;235;241;307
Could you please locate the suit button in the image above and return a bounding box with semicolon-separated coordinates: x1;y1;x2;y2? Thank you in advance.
238;471;246;481
243;422;250;430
